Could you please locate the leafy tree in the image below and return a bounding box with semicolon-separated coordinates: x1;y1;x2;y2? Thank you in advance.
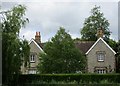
116;40;120;73
108;39;117;52
37;27;86;74
81;6;110;41
2;5;30;84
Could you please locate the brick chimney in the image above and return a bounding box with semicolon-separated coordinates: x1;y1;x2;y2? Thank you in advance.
35;32;41;44
97;28;104;38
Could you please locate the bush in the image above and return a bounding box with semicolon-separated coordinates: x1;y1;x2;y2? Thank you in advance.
13;74;120;85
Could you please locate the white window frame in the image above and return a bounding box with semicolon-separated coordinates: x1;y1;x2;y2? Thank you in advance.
97;51;105;62
28;69;36;74
30;54;35;62
97;69;106;74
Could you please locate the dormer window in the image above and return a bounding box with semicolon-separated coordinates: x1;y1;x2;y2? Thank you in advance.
30;53;36;62
96;51;105;62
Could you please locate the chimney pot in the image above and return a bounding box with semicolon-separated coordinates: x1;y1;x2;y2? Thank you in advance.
35;31;41;44
97;28;104;38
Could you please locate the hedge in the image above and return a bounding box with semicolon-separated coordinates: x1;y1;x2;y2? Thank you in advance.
11;74;120;85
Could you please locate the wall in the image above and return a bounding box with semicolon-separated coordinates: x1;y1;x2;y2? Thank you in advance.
87;39;115;73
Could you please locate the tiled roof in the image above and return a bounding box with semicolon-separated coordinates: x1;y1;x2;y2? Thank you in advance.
74;41;95;54
35;39;95;54
34;40;45;49
39;43;45;49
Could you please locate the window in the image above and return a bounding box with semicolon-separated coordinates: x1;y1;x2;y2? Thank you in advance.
94;67;107;74
28;69;36;74
30;54;35;62
97;51;105;62
96;69;106;74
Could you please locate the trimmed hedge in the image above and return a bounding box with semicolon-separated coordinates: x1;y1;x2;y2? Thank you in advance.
12;74;120;85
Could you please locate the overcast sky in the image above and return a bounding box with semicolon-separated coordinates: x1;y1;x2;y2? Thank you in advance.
1;0;119;42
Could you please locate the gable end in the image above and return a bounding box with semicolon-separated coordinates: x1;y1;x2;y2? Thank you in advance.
85;37;116;55
29;38;44;52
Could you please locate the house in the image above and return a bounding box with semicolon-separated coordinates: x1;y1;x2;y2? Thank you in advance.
85;29;116;73
21;29;116;74
21;32;44;74
75;29;116;74
86;37;116;73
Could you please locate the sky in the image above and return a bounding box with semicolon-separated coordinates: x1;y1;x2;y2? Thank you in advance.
1;0;119;42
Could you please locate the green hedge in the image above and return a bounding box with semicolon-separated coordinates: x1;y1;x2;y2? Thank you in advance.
13;74;120;85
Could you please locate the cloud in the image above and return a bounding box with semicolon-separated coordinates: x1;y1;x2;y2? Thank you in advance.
2;0;119;2
1;2;18;11
1;1;118;42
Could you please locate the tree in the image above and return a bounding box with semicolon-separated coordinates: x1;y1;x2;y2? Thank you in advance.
116;40;120;73
37;27;86;74
2;5;30;84
108;39;117;52
81;6;110;41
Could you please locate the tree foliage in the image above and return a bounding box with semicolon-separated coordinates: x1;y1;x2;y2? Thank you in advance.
108;39;117;52
116;40;120;73
81;6;110;41
2;5;30;84
37;27;86;74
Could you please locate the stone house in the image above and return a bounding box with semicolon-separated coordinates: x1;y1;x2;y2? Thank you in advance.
75;29;116;74
21;29;116;74
86;37;116;73
21;32;44;74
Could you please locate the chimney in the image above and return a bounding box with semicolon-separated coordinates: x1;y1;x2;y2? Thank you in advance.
97;28;104;38
35;32;41;44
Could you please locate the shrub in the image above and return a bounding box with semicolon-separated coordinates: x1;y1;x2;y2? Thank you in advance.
14;74;120;85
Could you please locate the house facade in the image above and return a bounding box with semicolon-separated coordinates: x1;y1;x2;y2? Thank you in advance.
21;29;116;74
86;37;116;73
75;29;116;74
21;32;44;74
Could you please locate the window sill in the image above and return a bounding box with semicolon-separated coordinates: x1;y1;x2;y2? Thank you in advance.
30;61;35;63
98;60;104;62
